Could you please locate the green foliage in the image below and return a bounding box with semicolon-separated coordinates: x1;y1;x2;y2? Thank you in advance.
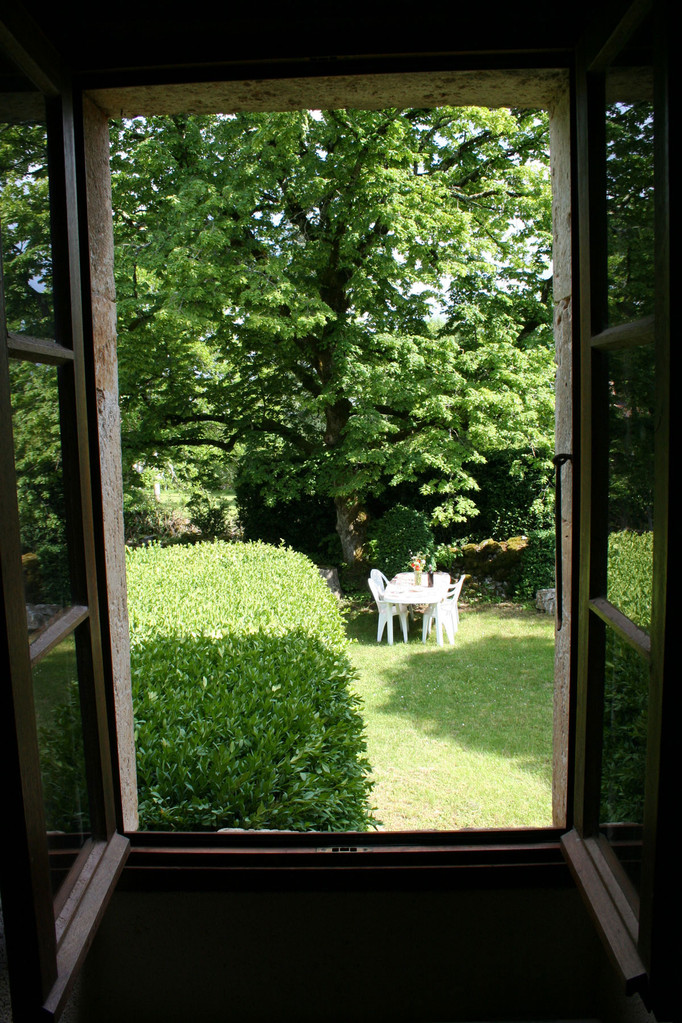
368;504;435;580
0;120;53;336
605;102;655;326
607;346;655;535
432;542;462;575
1;123;69;603
110;108;556;562
461;449;554;538
36;679;89;834
123;486;189;545
600;531;653;824
603;102;656;538
601;634;648;825
607;530;653;630
510;528;555;600
235;469;339;563
185;489;237;539
126;540;376;831
9;361;70;604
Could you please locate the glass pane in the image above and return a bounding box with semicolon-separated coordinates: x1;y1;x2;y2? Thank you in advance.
32;633;91;897
0;92;54;337
8;359;73;624
605;67;654;327
606;345;654;631
600;629;648;891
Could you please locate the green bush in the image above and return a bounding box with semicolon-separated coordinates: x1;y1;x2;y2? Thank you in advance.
126;540;376;831
368;505;435;580
186;489;238;539
36;678;89;834
607;530;653;631
460;448;554;538
234;471;339;564
601;633;648;825
123;486;189;545
510;528;555;599
600;531;653;824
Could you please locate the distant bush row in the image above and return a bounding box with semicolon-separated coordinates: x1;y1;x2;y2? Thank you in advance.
367;504;555;599
126;541;376;831
234;446;555;567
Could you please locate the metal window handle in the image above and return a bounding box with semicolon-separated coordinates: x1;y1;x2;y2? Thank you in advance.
553;453;572;631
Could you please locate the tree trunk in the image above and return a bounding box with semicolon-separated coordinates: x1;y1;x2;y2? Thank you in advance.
334;494;368;567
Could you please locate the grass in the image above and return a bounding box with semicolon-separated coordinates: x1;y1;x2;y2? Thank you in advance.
344;598;555;831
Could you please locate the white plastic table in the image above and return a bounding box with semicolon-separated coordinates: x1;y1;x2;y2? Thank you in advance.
383;572;451;645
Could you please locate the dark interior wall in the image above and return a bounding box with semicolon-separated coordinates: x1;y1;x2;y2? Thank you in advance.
72;884;654;1022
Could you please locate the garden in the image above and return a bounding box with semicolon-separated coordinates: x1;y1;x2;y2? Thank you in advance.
32;524;649;836
122;536;557;833
4;103;652;835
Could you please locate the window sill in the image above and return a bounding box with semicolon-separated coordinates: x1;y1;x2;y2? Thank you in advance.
119;827;571;891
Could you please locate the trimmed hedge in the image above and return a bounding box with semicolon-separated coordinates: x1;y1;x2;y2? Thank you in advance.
127;540;376;831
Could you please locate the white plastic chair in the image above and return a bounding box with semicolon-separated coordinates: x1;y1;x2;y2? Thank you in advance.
371;568;417;625
370;568;390;592
368;576;409;644
422;575;465;646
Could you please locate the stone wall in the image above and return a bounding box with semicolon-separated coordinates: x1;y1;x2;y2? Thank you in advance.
445;536;531;598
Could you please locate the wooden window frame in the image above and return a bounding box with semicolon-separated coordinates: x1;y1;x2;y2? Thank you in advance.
1;2;677;1021
560;2;676;1018
0;31;128;1023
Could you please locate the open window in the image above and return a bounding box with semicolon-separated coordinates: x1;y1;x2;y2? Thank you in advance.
1;1;677;1020
0;33;128;1022
561;1;676;1016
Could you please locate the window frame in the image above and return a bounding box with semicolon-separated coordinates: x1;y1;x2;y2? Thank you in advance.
0;24;128;1022
559;1;676;1017
1;2;676;1021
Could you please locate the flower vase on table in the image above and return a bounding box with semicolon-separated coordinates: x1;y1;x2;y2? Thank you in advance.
410;554;426;587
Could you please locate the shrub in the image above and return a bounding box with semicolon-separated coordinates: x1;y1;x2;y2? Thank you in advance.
234;472;339;564
36;678;89;834
601;633;648;824
186;489;240;540
459;448;554;537
123;486;190;545
368;505;435;581
126;540;376;831
606;530;653;631
509;528;555;600
600;530;653;824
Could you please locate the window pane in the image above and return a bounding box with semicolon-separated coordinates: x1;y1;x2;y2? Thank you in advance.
32;632;91;897
600;629;648;891
605;72;654;326
8;358;73;621
606;346;654;631
0;105;54;337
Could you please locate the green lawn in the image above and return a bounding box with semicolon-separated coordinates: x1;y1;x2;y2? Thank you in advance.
344;600;555;831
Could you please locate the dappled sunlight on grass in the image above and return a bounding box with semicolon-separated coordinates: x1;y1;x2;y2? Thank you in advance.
344;601;555;831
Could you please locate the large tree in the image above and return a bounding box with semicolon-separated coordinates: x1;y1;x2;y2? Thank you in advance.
111;106;555;563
